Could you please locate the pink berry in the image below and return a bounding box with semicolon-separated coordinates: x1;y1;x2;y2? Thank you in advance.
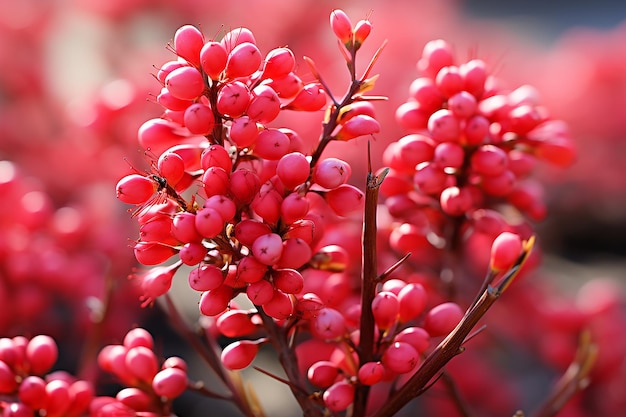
398;283;428;323
267;72;304;99
229;115;259;148
280;193;309;224
201;144;232;172
173;25;204;67
335;114;380;141
199;285;233;316
358;362;384;386
246;279;274;305
172;212;202;243
490;231;523;271
418;39;454;78
235;256;268;284
276;152;310;190
165;66;205;101
157;151;185;186
286;83;327;111
123;328;154;350
157;87;192;111
200;41;228;80
225;42;262;79
448;90;478;119
216;310;257;338
252;233;283;266
413;162;448;195
229;169;261;205
395;327;430;354
220;27;257;53
323;380;355;412
152;367;187;398
0;360;16;394
188;263;224;291
233;219;272;247
471;144;508;176
254;128;290;160
18;375;47;409
194;207;224;238
276;238;313;270
329;9;353;44
26;335;57;375
116;387;152;411
205;195;236;222
45;379;71;417
433;141;465;169
382;341;419;374
247;85;281;123
221;340;259;370
325;184;364;217
435;65;463;98
183;103;215;135
179;242;208;266
313;158;351;189
428;109;460;142
460;59;487;98
217;81;250;118
116;174;156;205
372;291;400;330
353;19;372;45
262;47;295;79
263;289;294;320
311;308;346;341
272;269;304;295
463;114;490;145
439;186;473;216
307;361;339;388
424;302;464;336
125;346;158;383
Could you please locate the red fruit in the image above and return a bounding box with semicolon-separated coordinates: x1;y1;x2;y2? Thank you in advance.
45;379;71;417
221;340;259;370
123;328;154;350
246;279;274;305
418;39;454;78
26;335;58;375
248;85;281;123
272;269;304;295
395;327;430;354
329;9;353;44
335;114;380;141
152;367;187;398
424;302;463;336
183;103;215;136
325;184;364;217
286;83;327;111
263;289;294;320
311;308;346;341
490;231;523;271
174;25;204;67
358;362;384;386
372;291;399;330
0;360;17;394
262;47;295;79
165;66;205;101
398;283;428;323
276;152;310;190
428;109;460;142
200;41;228;80
323;380;355;412
198;285;233;316
157;151;185;186
307;361;339;388
382;342;419;374
217;81;250;118
216;310;257;338
116;174;156;205
225;42;262;79
254;128;290;160
124;346;158;383
313;158;351;189
252;233;283;266
18;376;47;409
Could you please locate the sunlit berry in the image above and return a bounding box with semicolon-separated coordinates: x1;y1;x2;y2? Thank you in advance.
225;42;262;79
116;174;156;205
200;41;228;80
173;25;204;67
358;362;384;386
490;231;523;271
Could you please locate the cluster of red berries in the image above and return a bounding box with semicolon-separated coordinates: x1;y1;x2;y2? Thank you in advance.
115;20;381;320
93;328;188;417
0;335;93;417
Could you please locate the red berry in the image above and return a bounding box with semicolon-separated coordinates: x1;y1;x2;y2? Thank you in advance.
490;231;523;271
221;340;259;370
152;367;187;398
424;302;463;336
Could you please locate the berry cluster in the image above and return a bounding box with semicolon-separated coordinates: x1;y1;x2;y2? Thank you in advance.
93;328;188;416
0;335;93;417
115;20;380;320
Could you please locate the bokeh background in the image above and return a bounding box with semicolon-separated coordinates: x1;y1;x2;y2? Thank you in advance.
0;0;625;416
